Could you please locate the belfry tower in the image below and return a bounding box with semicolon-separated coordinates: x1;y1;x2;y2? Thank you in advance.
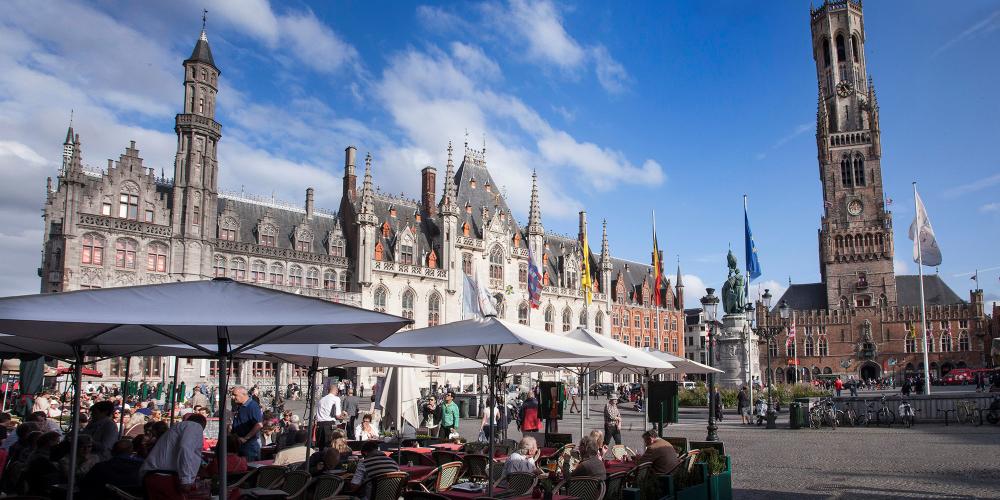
811;0;896;309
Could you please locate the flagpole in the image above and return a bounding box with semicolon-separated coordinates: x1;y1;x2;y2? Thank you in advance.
914;182;931;395
793;315;799;383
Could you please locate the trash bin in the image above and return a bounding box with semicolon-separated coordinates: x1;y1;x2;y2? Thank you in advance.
789;402;806;429
458;399;469;418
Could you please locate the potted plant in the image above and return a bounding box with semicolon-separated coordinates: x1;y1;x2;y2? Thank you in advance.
660;451;709;500
696;448;731;500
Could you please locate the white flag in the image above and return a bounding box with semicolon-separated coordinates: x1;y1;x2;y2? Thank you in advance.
908;188;942;267
475;264;498;317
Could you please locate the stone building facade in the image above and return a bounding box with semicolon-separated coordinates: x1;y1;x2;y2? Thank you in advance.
757;0;991;383
37;26;685;390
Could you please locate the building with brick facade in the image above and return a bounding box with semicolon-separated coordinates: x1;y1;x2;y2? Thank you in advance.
757;0;991;384
36;24;685;390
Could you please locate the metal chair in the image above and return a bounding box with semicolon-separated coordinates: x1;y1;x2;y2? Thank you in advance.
106;484;142;500
365;471;409;500
431;449;464;466
494;472;538;498
556;476;606;500
280;470;312;499
416;461;464;492
463;453;490;481
230;465;289;490
604;471;627;500
309;475;345;500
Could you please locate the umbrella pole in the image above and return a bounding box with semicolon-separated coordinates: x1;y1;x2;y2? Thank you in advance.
487;352;497;499
120;357;131;436
304;357;318;462
66;347;84;500
169;356;180;424
216;329;230;500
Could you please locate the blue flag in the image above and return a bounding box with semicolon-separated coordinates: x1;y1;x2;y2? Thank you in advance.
745;200;762;281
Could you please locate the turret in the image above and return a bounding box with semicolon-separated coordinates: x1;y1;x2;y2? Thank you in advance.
527;170;544;265
675;263;684;310
438;142;459;292
600;219;612;308
356;153;377;286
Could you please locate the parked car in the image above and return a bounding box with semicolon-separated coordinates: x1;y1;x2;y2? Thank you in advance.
942;368;974;385
681;381;697;390
590;382;615;397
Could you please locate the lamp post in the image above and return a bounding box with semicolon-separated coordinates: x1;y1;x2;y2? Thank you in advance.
701;288;720;442
749;289;789;429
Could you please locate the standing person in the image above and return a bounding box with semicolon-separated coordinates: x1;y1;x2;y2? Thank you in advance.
901;377;912;396
848;377;859;397
518;391;541;433
342;388;360;440
712;386;723;421
737;386;750;425
315;383;345;451
230;386;264;462
438;392;460;439
603;394;622;446
421;395;440;437
139;414;208;500
569;385;580;414
359;382;365;398
479;396;499;442
188;387;209;410
834;377;844;397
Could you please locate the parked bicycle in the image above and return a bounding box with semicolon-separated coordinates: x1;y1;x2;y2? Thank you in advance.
956;400;979;425
840;400;863;426
808;397;838;429
986;395;1000;425
897;398;919;428
873;395;895;427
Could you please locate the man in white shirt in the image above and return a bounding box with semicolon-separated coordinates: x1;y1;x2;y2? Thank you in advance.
315;383;345;450
140;414;207;498
500;436;539;486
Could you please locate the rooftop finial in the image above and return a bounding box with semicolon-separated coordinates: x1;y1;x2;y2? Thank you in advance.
69;109;74;127
200;9;208;41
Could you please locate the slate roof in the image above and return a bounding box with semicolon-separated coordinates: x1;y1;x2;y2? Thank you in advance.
896;275;965;306
774;283;828;311
217;195;341;251
452;151;523;244
187;38;217;70
369;194;438;262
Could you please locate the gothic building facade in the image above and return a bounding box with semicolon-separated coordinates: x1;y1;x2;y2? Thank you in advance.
758;0;990;383
38;26;685;389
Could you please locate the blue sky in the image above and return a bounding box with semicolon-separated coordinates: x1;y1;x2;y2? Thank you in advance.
0;0;997;308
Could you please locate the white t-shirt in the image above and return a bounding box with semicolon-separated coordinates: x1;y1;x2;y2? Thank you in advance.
316;393;343;423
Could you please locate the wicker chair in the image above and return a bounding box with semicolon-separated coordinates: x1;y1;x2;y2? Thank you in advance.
280;471;312;499
106;484;142;500
556;476;606;500
431;450;464;466
463;454;490;481
309;475;345;500
230;465;289;490
401;449;436;466
603;471;627;500
624;461;651;488
417;461;464;492
365;471;409;500
403;492;451;500
489;461;505;484
494;472;537;498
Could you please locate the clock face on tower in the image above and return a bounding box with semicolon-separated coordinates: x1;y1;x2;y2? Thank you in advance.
837;81;853;98
848;200;863;216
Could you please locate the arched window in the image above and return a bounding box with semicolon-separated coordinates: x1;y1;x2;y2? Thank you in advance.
562;308;572;332
306;267;320;288
330;239;345;257
324;270;337;290
634;313;641;329
518;302;529;325
401;289;415;322
340;270;350;292
786;340;796;358
940;333;952;352
594;311;604;334
114;239;138;269
81;234;105;265
926;334;935;353
288;265;303;287
229;258;246;281
462;253;472;275
519;263;528;284
840;156;853;187
374;241;384;261
853;155;865;186
804;337;815;357
768;339;778;358
544;306;554;332
213;255;226;277
905;336;916;353
489;246;504;281
579;310;588;329
373;286;387;312
822;38;831;67
851;35;860;62
428;292;441;326
818;336;829;356
269;263;284;285
836;34;846;62
251;261;266;282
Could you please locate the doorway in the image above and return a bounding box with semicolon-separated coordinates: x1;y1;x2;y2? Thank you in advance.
859;361;881;382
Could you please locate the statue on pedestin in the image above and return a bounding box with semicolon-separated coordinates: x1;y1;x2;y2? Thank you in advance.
721;250;745;315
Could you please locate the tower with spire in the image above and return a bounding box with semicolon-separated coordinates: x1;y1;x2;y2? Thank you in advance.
438;142;460;292
355;153;377;286
600;219;612;307
526;170;544;264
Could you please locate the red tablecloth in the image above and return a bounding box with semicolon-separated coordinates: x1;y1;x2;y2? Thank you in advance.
430;442;465;451
442;489;575;500
248;460;274;469
604;460;636;475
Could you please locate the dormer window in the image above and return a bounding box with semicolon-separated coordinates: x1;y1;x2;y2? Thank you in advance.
375;241;384;261
330;238;345;257
382;222;391;238
465;203;472;214
427;249;438;268
470;178;477;189
219;216;239;242
485;182;492;193
400;244;414;265
258;223;277;247
390;207;397;218
462;222;470;237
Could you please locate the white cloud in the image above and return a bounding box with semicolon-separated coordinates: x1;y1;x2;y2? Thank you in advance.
979;202;999;213
754;280;788;307
681;274;708;310
208;0;281;45
931;9;1000;58
450;42;501;80
756;122;812;160
277;11;359;74
499;0;586;69
894;258;911;274
943;172;1000;198
592;45;628;94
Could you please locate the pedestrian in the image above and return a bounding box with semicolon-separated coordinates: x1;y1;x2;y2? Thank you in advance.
848;377;858;397
603;393;622;446
712;386;723;421
315;383;345;451
570;385;580;414
975;372;986;392
737;386;750;425
438;391;460;439
518;391;541;433
834;376;844;397
81;400;119;461
343;388;360;440
230;386;263;462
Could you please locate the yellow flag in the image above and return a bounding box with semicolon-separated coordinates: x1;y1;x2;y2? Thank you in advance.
581;223;592;306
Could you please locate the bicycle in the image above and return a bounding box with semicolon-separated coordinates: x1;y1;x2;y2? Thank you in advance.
875;395;895;427
897;399;920;428
956;400;979;425
840;401;862;426
808;398;838;429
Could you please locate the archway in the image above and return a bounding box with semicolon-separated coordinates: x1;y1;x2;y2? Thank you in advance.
929;362;939;378
904;362;915;374
786;367;797;383
940;362;954;375
859;361;881;382
957;361;967;368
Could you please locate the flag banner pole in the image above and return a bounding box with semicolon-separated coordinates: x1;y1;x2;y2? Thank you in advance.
914;182;931;395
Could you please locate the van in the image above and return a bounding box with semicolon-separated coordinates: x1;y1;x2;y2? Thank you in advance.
681;381;697;390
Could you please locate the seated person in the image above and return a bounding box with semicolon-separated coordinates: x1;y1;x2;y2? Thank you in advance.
355;413;379;441
80;439;144;500
200;434;248;478
23;431;64;497
571;435;606;480
273;430;308;466
499;436;539;486
350;440;399;495
588;429;607;459
308;447;343;476
59;434;101;481
636;430;681;474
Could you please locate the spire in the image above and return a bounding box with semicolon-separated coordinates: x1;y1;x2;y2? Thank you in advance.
600;219;611;267
439;141;458;214
527;169;543;235
200;9;208;41
676;262;684;288
186;10;217;69
360;152;375;216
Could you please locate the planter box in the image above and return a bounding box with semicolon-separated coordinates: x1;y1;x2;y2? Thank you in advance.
658;464;709;500
706;456;732;500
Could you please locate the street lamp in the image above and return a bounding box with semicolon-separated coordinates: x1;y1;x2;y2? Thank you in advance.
750;289;789;429
701;288;720;442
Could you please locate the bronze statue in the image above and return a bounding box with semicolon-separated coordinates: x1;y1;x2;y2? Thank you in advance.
721;249;745;314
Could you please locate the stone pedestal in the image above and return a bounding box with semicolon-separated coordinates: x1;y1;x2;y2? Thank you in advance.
714;314;761;389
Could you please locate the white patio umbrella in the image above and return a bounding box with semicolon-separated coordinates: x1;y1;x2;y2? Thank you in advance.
430;358;559;376
0;278;409;500
529;328;675;437
376;316;613;497
641;349;723;375
250;344;432;460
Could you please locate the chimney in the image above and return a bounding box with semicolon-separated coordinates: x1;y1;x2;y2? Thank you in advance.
421;166;437;217
305;188;315;218
343;146;357;200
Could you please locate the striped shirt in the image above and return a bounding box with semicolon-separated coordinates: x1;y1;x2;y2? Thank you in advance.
351;453;400;487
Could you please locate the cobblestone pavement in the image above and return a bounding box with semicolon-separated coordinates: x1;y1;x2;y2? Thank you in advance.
286;399;1000;499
